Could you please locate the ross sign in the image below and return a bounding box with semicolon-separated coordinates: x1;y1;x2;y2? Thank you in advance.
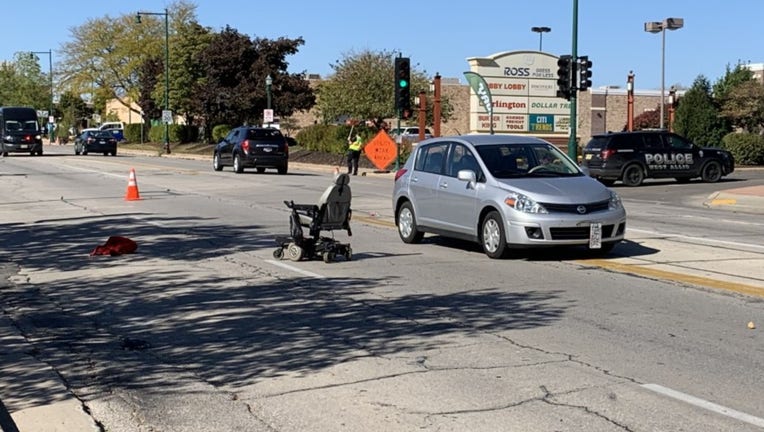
263;109;274;123
364;131;398;170
162;110;173;124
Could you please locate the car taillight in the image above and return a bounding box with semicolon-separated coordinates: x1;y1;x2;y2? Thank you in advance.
600;149;616;160
87;137;95;143
394;168;408;181
241;139;250;152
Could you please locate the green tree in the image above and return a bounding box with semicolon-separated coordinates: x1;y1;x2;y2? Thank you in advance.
315;49;452;127
58;1;197;126
190;27;314;142
0;53;51;110
673;75;730;146
713;62;753;101
719;78;764;133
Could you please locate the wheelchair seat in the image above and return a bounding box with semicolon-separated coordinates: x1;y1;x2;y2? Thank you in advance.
297;173;352;233
274;172;353;263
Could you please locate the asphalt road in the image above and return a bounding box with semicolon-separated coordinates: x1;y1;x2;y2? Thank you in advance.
0;146;762;432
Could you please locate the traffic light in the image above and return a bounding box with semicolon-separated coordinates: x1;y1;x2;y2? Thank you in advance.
394;57;411;113
556;55;574;100
578;56;593;91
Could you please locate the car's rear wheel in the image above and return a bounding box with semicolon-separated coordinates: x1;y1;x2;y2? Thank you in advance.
481;211;508;259
256;167;266;173
233;153;244;173
621;164;644;187
277;162;288;175
701;161;722;183
111;150;117;156
397;201;424;244
75;148;81;155
213;152;223;171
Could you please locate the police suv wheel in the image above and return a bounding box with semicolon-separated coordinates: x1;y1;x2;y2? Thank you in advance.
701;161;722;183
621;165;644;187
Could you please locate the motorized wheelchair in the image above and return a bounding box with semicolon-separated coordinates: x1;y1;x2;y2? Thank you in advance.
273;172;353;263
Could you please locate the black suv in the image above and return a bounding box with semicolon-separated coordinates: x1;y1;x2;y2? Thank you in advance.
582;130;734;186
213;127;288;174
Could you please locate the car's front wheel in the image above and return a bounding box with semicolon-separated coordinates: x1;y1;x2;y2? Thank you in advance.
701;161;722;183
397;201;424;244
481;211;508;259
213;152;223;171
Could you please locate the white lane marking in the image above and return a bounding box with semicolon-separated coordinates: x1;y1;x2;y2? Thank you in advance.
642;384;764;427
57;163;127;179
628;227;764;252
265;259;325;279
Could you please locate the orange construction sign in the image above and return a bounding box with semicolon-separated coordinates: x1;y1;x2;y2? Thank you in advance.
363;131;398;171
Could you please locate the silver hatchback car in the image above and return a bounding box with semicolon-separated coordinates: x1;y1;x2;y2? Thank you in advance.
392;134;627;258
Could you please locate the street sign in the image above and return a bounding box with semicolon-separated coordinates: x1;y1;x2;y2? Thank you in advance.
263;109;274;123
162;110;173;124
364;131;398;171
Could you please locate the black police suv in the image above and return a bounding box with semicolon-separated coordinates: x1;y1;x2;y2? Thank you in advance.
581;130;734;187
212;126;289;174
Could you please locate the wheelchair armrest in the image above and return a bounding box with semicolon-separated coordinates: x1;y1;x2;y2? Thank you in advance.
291;203;318;212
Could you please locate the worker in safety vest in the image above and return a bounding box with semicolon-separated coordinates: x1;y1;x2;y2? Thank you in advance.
346;133;364;175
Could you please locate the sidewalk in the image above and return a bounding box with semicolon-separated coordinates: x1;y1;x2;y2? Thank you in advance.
704;184;764;214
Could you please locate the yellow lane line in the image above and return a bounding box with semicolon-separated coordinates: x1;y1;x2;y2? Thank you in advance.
577;259;764;298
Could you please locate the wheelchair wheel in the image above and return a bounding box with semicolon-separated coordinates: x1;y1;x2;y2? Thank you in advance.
345;247;352;261
322;251;335;263
286;243;304;261
272;247;284;259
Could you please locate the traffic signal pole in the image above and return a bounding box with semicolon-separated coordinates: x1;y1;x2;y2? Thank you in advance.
568;0;579;162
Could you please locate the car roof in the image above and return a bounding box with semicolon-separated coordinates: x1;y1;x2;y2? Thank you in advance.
425;134;552;147
592;129;668;138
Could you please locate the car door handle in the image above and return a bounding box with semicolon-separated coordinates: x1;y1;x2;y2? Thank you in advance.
439;182;448;189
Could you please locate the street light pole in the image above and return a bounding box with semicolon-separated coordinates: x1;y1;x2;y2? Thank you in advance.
531;26;551;51
137;9;171;154
645;18;683;130
265;74;272;127
30;50;53;125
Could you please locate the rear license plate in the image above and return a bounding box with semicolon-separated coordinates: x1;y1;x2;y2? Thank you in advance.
19;145;27;149
589;222;602;249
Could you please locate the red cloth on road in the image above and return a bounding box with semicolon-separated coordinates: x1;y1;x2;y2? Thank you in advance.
90;236;138;256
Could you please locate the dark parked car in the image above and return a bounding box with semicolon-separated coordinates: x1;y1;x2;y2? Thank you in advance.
213;127;288;174
74;130;118;156
581;130;734;186
0;106;43;156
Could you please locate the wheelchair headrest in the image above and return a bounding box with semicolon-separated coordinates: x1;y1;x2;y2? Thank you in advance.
334;173;350;186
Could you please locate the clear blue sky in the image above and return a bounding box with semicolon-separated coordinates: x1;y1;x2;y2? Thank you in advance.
3;0;761;91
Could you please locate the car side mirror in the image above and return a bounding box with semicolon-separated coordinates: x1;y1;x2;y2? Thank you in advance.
457;169;477;186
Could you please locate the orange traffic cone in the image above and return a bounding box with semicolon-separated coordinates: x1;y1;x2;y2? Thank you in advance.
125;168;141;201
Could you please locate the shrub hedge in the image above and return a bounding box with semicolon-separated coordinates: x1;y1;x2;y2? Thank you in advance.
721;132;764;165
295;124;411;160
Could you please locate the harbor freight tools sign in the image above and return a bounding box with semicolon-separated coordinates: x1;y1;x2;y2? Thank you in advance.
465;51;570;135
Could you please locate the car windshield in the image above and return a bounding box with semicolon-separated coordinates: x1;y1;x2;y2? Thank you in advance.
475;143;582;179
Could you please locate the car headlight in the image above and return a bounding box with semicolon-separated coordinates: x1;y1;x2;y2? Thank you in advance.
609;190;623;210
504;192;548;214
